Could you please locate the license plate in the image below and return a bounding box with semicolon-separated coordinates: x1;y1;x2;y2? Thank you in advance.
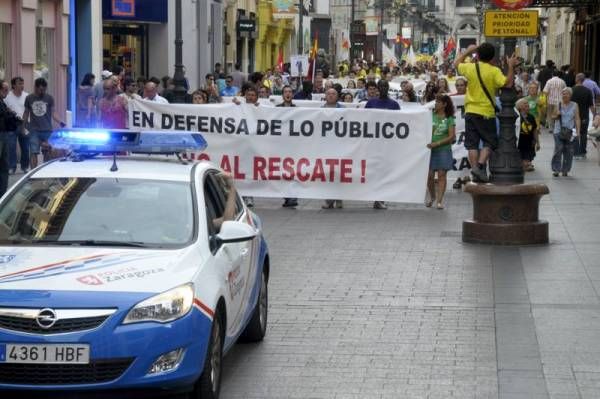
0;343;90;364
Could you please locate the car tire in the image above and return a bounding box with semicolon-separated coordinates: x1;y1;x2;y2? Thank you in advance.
239;268;268;342
191;310;223;399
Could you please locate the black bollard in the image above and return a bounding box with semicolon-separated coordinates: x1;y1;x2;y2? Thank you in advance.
489;87;524;184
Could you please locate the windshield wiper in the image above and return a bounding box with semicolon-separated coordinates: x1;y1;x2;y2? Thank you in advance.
32;240;149;248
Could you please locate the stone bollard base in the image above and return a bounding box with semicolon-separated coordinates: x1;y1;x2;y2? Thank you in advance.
462;182;550;245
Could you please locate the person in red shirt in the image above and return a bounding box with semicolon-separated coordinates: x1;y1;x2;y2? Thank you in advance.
98;79;128;129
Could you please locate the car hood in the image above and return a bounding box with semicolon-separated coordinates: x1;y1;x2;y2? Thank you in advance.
0;246;203;293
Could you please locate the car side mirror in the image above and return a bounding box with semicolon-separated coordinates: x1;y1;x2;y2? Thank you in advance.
216;221;257;244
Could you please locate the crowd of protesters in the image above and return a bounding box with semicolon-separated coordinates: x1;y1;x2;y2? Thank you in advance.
2;46;599;203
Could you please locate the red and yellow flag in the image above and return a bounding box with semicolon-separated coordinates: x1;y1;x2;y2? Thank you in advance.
306;35;318;82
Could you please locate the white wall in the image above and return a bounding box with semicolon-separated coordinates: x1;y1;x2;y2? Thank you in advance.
166;0;203;91
314;0;330;15
148;23;169;82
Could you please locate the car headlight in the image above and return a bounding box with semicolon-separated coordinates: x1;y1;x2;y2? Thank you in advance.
123;284;194;324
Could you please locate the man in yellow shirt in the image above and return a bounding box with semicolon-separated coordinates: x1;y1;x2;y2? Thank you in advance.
454;43;517;182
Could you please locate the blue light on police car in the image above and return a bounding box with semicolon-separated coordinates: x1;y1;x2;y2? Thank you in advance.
58;130;110;143
49;129;207;154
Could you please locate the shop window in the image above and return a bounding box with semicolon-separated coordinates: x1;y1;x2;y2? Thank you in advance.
35;26;55;93
0;24;10;81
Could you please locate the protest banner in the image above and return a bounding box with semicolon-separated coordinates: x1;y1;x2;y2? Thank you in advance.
129;99;432;203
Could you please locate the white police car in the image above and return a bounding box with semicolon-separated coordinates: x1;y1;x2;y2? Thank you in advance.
0;130;269;399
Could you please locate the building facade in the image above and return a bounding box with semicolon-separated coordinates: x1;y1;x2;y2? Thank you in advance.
544;7;575;68
0;0;70;120
74;0;225;101
224;0;257;74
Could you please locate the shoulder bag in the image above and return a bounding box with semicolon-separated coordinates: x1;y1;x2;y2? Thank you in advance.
557;103;572;141
475;62;500;114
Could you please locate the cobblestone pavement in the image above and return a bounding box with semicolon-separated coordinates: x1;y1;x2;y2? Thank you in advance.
219;131;600;399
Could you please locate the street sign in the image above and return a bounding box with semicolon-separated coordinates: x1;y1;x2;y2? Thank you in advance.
484;10;538;37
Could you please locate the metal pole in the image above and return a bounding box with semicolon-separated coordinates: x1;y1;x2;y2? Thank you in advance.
172;0;187;103
378;0;384;62
298;1;304;55
350;0;355;60
489;87;524;184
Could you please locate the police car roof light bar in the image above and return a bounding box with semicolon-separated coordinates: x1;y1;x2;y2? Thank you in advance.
49;129;208;155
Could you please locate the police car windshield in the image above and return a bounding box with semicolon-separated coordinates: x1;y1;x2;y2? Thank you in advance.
0;178;194;248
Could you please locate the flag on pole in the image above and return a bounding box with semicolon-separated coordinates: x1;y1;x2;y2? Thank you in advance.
306;34;318;82
433;38;444;66
443;36;457;61
277;48;284;71
407;45;416;66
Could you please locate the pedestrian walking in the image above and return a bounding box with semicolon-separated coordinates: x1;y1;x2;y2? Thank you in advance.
582;71;600;110
551;87;580;177
98;78;128;129
321;88;344;210
543;70;567;132
437;78;450;95
233;86;260;208
4;77;30;174
422;81;438;103
537;60;555;93
202;74;222;104
293;81;313;100
0;80;15;195
143;82;169;104
191;90;209;104
93;70;112;107
220;76;239;97
23;78;64;169
426;94;456;209
516;98;539;172
76;73;95;127
277;86;299;208
365;80;400;210
231;63;247;89
450;77;467;96
454;43;517;183
360;81;379;103
120;77;142;102
571;73;594;159
524;81;545;129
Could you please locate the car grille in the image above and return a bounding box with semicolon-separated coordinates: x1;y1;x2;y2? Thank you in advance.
0;358;134;385
0;315;109;334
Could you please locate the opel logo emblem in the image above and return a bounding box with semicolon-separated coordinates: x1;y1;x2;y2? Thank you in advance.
35;308;58;329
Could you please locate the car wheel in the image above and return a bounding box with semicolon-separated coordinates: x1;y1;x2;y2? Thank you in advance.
240;268;268;342
192;311;223;399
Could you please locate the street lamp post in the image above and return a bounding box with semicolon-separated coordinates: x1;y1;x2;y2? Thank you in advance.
172;0;187;103
462;78;549;245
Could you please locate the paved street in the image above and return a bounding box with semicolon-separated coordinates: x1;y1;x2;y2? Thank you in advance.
5;132;599;399
217;131;600;399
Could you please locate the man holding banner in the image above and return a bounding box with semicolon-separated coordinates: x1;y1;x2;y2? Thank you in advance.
454;43;518;183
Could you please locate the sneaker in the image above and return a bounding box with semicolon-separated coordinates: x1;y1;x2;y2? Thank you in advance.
322;200;334;209
471;168;489;183
552;172;559;177
561;172;568;177
282;199;298;208
373;201;387;210
244;197;254;208
452;179;462;189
